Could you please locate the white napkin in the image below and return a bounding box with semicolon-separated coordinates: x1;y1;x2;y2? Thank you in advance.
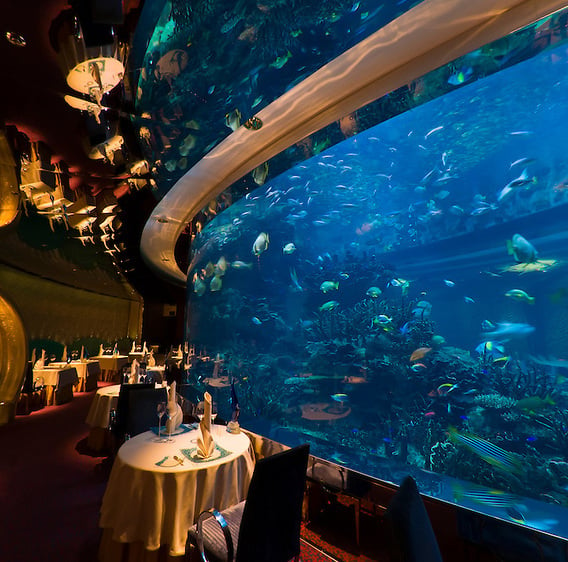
99;344;104;356
197;391;215;458
131;341;136;353
31;348;37;365
165;381;183;433
62;346;67;362
129;359;139;384
143;341;148;354
147;351;156;367
80;345;85;362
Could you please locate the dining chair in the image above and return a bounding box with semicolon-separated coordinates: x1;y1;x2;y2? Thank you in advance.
383;475;443;562
185;443;310;562
111;383;154;442
124;386;168;437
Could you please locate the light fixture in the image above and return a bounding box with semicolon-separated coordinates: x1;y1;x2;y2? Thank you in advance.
5;31;26;47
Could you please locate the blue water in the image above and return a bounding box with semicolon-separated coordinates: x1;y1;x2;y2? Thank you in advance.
185;33;568;538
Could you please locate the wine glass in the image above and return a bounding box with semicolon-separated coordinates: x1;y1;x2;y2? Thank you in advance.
195;401;205;422
166;410;174;442
157;401;166;438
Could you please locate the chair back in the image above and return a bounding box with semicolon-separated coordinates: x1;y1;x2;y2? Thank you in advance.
125;386;168;437
113;383;154;439
384;475;443;562
236;443;310;562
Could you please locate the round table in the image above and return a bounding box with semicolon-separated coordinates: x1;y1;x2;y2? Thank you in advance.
98;426;254;561
85;384;121;452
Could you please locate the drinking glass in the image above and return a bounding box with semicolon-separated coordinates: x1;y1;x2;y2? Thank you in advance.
157;401;166;438
195;401;205;421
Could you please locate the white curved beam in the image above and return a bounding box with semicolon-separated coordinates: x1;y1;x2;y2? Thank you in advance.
141;0;567;286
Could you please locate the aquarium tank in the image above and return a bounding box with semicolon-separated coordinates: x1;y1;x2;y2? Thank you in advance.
133;0;568;541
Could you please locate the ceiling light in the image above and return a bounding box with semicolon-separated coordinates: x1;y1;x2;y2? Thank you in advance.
5;32;26;47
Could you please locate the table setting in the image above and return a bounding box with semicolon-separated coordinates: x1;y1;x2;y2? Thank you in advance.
98;389;255;561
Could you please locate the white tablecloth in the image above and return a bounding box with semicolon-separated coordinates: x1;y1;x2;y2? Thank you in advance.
33;366;79;405
49;360;101;384
92;355;129;372
86;384;121;429
33;366;79;388
99;427;254;559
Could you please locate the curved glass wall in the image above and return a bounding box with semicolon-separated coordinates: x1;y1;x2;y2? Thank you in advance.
185;16;568;538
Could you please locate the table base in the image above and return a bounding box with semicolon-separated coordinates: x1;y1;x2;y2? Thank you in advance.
99;528;183;562
45;383;74;406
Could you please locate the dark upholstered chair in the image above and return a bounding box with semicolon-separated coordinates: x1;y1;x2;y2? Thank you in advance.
383;475;443;562
186;443;310;562
124;386;168;437
111;383;155;441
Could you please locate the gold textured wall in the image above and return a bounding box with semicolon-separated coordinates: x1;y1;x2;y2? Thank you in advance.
0;265;142;343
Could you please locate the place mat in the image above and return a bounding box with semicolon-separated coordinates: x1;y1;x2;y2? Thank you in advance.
150;423;194;436
181;444;232;464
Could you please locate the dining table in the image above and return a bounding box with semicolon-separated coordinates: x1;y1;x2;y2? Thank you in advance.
32;365;79;405
98;423;255;562
92;354;129;382
47;359;101;392
85;384;121;451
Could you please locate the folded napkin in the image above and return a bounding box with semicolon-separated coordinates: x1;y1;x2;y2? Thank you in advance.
131;341;136;353
99;344;104;356
147;351;156;367
165;381;183;433
129;359;139;384
61;346;67;362
80;345;85;362
196;391;215;458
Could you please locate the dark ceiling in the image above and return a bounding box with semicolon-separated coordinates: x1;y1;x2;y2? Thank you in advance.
0;0;186;303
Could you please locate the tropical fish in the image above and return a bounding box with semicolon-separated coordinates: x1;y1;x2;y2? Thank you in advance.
437;383;458;395
319;301;339;312
411;363;427;372
331;393;349;403
269;50;292;69
528;355;568;369
290;267;303;292
366;286;382;298
231;261;253;270
283;243;296;254
252;162;269;185
510;157;535;169
225;109;242;131
464;296;475;304
444;279;455;287
482;322;535;341
505;289;535;304
447;427;523;474
210;275;223;292
251;317;262;325
252;232;270;255
516;395;555;411
475;341;505;359
193;275;206;296
410;347;432;362
447;66;473;85
452;482;521;508
507;233;537;263
481;320;495;331
412;300;432;319
214;256;228;276
320;281;339;293
371;315;392;327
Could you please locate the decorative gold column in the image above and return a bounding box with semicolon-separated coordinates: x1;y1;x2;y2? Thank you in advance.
0;292;28;426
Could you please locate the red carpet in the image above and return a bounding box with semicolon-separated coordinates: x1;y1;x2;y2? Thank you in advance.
0;389;107;562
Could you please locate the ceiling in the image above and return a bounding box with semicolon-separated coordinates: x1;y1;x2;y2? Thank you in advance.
0;0;183;300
